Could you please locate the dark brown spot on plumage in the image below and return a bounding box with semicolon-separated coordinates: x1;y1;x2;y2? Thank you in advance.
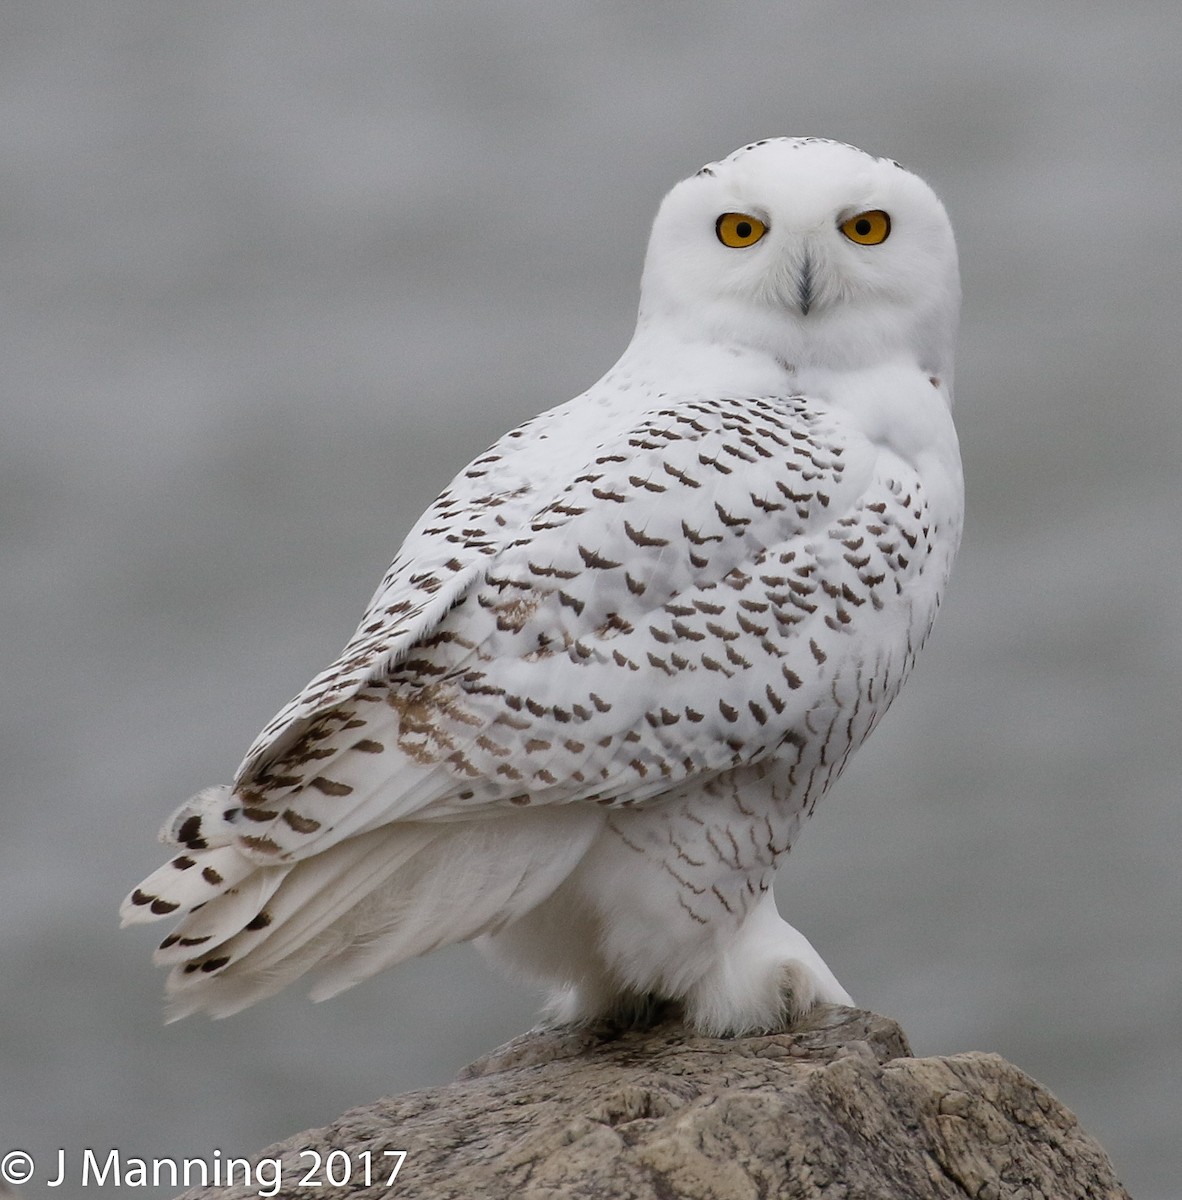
663;462;701;488
714;503;748;529
241;807;278;823
252;773;300;791
201;866;224;885
150;897;179;915
697;452;733;475
624;521;669;548
177;816;205;847
245;911;272;931
671;619;706;642
725;645;752;668
172;856;196;871
528;560;578;580
476;734;511;758
310;776;354;797
721;442;757;464
682;521;723;546
578;544;622;570
241;835;282;855
282;810;322;834
736;613;768;636
200;956;230;973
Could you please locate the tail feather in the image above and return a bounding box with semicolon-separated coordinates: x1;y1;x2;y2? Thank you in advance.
307;814;589;1001
153;807;604;1020
119;843;259;927
151;865;290;967
166;824;442;997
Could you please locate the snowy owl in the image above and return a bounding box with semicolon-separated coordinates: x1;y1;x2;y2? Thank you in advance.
122;137;962;1035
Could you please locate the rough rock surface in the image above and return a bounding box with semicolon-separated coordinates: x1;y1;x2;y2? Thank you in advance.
179;1005;1130;1199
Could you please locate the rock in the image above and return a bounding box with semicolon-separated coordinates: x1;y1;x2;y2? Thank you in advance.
178;1005;1130;1199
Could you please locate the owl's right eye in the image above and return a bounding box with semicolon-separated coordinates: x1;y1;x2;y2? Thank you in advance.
716;213;767;248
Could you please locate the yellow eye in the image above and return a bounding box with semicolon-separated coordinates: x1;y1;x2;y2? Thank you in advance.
716;212;767;248
840;209;891;245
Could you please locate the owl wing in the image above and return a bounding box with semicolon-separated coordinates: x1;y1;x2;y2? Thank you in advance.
206;391;949;858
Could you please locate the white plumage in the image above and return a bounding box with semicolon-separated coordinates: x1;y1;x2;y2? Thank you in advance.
122;137;963;1034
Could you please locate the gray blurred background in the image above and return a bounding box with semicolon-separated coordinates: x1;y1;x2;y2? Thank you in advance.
2;4;1178;1198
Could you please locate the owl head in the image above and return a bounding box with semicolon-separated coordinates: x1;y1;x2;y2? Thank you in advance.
638;138;959;384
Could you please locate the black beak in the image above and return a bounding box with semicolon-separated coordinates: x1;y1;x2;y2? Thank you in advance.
797;253;814;316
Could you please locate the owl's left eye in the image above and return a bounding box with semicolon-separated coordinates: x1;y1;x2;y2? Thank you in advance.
840;210;891;245
716;213;768;248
